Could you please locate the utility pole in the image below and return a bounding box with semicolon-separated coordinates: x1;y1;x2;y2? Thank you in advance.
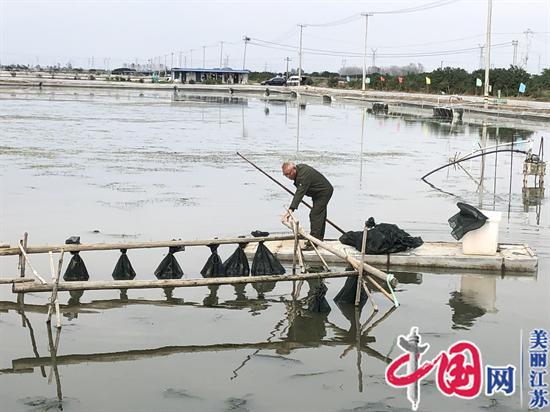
164;54;168;77
242;36;250;70
285;57;291;79
440;60;444;70
219;41;224;68
512;40;518;66
371;48;377;70
478;44;484;70
523;29;534;68
361;13;372;91
179;51;183;67
298;24;305;84
483;0;493;108
171;52;174;69
202;46;206;68
189;49;196;67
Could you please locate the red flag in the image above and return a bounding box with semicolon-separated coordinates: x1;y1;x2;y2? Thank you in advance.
380;76;385;82
398;76;404;84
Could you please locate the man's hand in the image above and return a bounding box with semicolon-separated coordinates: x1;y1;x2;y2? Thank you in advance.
281;209;292;223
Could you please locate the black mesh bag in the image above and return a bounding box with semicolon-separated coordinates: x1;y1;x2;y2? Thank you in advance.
251;242;285;276
304;280;331;313
63;252;89;281
223;243;250;276
333;274;367;307
200;244;225;278
448;202;488;240
154;246;184;280
112;249;136;280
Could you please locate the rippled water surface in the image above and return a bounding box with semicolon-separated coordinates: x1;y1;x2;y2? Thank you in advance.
0;88;549;412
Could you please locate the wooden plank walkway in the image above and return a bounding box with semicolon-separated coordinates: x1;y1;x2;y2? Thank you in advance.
245;240;537;273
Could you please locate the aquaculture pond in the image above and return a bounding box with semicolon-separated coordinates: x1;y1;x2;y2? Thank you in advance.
0;88;548;411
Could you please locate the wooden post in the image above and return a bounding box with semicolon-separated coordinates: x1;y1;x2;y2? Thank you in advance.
47;251;64;328
18;232;28;328
19;232;28;277
355;222;367;306
309;241;330;272
292;220;299;275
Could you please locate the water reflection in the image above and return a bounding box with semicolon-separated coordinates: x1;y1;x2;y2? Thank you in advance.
3;289;396;400
447;275;497;330
172;92;248;106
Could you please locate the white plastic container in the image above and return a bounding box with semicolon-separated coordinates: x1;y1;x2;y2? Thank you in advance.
461;210;502;255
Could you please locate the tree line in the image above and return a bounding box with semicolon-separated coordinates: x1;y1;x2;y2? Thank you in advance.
250;66;550;100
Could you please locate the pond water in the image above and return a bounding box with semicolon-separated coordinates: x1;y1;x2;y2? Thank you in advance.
0;88;549;412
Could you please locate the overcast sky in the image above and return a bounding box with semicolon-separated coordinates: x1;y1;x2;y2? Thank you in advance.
1;0;549;74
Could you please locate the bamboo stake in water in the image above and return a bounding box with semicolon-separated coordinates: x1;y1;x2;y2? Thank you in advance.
19;232;28;277
355;222;367;306
47;251;64;328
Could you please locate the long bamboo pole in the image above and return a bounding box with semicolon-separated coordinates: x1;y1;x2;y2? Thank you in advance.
0;234;295;256
236;152;346;235
13;270;358;294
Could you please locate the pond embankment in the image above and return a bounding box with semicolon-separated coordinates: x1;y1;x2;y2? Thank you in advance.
1;72;549;121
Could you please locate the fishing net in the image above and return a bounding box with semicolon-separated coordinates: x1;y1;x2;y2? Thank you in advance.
333;272;367;307
251;241;285;296
200;244;225;278
339;217;423;254
112;249;136;280
251;242;285;276
303;279;331;313
448;202;488;240
154;246;184;280
63;252;89;281
223;243;250;276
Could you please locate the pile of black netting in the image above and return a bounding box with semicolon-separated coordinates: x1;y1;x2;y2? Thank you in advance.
448;202;487;240
339;217;423;254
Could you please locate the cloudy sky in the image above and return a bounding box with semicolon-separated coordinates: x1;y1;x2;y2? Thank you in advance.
1;0;548;74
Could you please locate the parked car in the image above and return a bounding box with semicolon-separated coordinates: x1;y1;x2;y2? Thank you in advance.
286;75;301;86
261;76;286;86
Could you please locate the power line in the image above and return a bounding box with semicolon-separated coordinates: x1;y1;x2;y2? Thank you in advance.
248;37;512;58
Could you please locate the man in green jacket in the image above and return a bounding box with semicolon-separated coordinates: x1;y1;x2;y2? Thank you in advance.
282;161;334;242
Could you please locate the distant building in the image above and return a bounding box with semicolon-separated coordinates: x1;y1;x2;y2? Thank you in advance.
171;68;249;84
111;67;136;75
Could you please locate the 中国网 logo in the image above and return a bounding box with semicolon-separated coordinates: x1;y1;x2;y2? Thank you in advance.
385;327;548;410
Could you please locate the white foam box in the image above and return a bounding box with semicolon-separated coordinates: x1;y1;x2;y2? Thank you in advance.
462;210;502;256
